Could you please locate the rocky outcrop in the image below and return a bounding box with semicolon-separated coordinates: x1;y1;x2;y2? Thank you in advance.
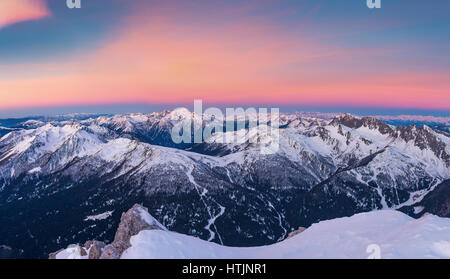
113;204;165;243
49;204;166;259
99;241;129;259
84;240;106;259
330;115;449;165
99;204;166;259
395;125;449;165
330;114;394;136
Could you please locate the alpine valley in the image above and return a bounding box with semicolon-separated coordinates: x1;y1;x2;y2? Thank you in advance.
0;110;449;258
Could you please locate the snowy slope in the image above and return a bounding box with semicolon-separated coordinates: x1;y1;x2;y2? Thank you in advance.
121;210;450;259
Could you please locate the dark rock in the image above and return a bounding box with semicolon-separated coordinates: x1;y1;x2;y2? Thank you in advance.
79;247;87;257
99;241;129;259
87;241;106;259
50;204;165;259
99;204;165;259
84;241;93;250
331;114;394;136
395;125;449;165
113;204;164;244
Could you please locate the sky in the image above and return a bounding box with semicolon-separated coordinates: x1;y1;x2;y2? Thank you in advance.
0;0;449;117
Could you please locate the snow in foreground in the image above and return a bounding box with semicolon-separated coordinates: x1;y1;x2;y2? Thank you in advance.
121;210;450;259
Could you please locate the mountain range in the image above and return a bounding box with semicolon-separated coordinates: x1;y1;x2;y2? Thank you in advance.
0;110;448;258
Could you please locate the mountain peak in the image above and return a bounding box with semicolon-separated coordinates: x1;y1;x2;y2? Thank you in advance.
168;108;193;119
394;124;450;165
330;114;394;135
49;204;166;259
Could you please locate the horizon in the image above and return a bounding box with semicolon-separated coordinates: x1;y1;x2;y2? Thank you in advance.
0;103;449;120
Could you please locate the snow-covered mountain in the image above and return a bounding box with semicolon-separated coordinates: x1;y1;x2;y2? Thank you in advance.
0;111;448;258
53;205;450;259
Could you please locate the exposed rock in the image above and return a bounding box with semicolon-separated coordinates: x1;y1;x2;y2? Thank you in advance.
113;204;165;244
99;241;129;259
84;241;93;250
395;125;449;165
98;204;165;259
49;204;166;259
79;247;87;256
84;240;106;259
286;227;307;239
330;114;394;136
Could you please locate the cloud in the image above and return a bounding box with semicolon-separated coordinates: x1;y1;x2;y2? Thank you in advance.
0;0;50;28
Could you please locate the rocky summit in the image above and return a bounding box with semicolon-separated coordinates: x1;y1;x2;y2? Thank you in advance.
50;204;165;259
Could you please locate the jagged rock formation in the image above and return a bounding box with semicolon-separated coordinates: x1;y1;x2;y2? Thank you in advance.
84;241;106;259
100;204;166;259
50;204;166;259
331;114;395;136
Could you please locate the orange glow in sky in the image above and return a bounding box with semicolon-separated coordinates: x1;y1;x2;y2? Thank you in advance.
0;1;449;112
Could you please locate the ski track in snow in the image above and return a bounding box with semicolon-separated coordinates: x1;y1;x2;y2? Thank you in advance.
186;165;224;244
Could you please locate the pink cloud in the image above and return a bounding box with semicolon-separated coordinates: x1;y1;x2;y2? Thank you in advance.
0;0;50;28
